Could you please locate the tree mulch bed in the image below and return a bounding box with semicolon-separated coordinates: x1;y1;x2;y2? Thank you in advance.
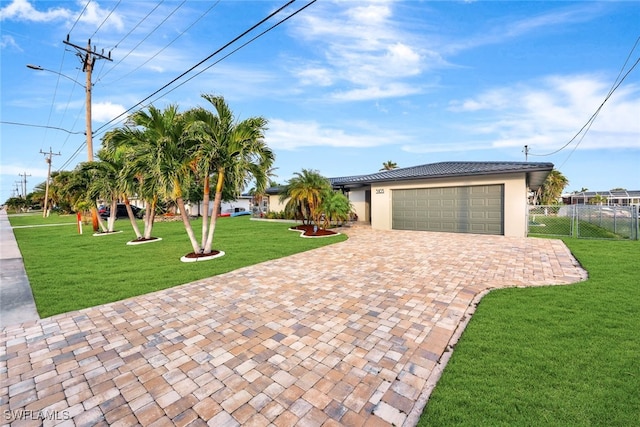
290;224;339;237
183;250;222;259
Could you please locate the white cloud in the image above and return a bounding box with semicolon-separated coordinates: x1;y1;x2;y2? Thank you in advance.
0;0;70;22
331;82;422;101
445;3;602;54
295;67;334;87
0;164;48;179
78;1;124;31
0;34;21;50
0;0;123;30
288;1;439;101
448;74;640;152
92;102;127;122
266;118;409;150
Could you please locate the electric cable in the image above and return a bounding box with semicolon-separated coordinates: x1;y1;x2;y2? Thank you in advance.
56;0;314;171
110;0;165;51
90;0;122;40
95;1;186;84
530;36;640;158
99;0;220;87
140;0;318;113
92;0;297;136
1;121;85;134
68;0;91;36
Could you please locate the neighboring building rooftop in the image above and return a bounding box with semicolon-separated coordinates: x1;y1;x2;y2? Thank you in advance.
564;190;640;198
562;190;640;205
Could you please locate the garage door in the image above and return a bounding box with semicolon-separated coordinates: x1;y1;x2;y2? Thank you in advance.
392;185;504;235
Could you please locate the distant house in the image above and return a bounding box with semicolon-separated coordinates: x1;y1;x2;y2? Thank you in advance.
268;161;553;238
562;190;640;206
185;194;268;217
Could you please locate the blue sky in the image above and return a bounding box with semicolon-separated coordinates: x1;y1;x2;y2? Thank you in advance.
1;0;639;203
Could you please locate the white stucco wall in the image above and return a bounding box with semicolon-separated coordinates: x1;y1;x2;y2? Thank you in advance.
369;173;529;237
267;194;288;213
347;189;370;222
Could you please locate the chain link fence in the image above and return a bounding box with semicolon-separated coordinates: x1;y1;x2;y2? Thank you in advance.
528;205;638;240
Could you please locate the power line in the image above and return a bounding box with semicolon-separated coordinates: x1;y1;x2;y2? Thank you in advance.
68;0;91;35
0;121;85;134
95;1;186;84
99;0;220;87
144;0;319;110
93;0;297;135
111;0;165;50
90;0;122;40
530;36;640;158
57;0;316;172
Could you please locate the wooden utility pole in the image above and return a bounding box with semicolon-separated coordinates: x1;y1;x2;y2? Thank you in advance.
18;172;31;199
40;147;61;217
63;36;112;229
523;145;530;162
63;36;112;161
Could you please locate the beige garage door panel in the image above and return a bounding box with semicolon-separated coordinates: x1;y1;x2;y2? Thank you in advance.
392;185;504;235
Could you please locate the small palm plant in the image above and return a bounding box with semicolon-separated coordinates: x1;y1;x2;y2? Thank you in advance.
280;169;332;229
321;191;353;228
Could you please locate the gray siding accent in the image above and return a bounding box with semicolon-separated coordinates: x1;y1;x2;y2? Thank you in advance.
392;185;504;235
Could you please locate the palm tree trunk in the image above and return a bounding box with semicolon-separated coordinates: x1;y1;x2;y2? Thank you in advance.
204;170;224;254
176;196;201;253
96;212;108;232
108;199;117;232
123;196;142;239
201;175;211;249
143;198;157;240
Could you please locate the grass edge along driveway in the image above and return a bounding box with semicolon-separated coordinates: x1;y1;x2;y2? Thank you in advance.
419;238;639;427
9;214;347;318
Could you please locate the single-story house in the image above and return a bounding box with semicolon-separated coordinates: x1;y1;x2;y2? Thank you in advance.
183;194;268;217
268;161;554;238
562;190;640;206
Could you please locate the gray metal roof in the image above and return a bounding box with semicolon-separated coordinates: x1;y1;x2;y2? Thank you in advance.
330;161;554;190
266;161;554;194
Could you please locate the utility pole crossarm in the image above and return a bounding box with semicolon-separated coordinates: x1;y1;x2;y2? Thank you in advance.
62;38;113;62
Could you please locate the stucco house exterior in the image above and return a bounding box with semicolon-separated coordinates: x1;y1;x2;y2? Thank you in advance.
268;161;554;238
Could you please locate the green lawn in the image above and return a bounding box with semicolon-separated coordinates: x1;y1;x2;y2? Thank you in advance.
9;213;346;318
419;238;640;426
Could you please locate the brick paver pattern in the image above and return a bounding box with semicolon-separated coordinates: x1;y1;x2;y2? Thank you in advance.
1;227;587;426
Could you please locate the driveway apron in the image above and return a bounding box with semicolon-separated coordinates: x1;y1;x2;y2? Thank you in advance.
0;226;587;426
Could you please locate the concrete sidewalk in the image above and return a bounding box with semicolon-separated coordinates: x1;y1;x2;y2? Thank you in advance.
0;209;39;329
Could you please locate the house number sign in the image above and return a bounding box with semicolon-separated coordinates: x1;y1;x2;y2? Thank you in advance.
375;189;384;194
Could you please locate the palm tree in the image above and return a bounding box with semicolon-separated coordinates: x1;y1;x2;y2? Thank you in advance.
58;165;95;222
590;194;607;205
321;191;353;227
49;171;75;213
380;161;398;171
125;105;200;252
102;123;161;241
184;94;274;255
81;152;123;233
280;169;332;228
538;169;569;205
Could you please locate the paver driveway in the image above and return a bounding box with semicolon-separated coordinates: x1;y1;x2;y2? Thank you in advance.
1;227;587;426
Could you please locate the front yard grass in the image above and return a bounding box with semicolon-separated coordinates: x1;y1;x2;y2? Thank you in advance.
419;238;640;426
10;214;346;318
